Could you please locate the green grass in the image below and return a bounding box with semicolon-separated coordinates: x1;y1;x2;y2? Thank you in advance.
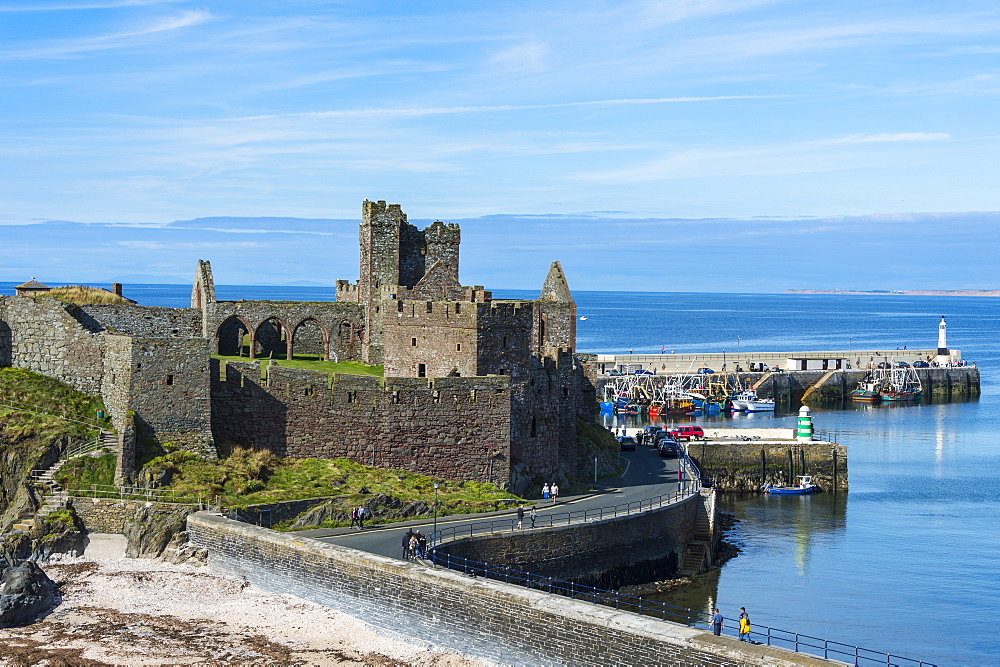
56;453;117;490
212;354;383;379
108;447;521;512
39;285;131;306
0;367;109;443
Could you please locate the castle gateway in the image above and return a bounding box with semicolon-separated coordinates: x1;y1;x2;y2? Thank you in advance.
0;201;597;493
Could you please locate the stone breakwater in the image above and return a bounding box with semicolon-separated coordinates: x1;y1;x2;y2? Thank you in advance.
187;511;832;665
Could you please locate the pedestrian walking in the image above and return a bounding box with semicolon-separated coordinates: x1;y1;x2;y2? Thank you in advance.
350;507;360;529
516;505;524;530
551;483;559;503
529;506;536;529
738;607;751;642
402;529;414;559
711;608;724;636
415;530;427;559
542;483;550;502
356;505;366;530
408;533;418;560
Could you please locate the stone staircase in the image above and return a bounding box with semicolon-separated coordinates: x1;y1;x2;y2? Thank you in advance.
12;430;116;532
677;497;714;577
800;369;839;403
751;371;773;390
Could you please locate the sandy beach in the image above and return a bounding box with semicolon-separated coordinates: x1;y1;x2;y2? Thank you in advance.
0;554;479;666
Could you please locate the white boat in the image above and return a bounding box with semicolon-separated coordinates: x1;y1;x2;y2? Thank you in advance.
764;475;817;495
730;389;775;412
579;316;588;320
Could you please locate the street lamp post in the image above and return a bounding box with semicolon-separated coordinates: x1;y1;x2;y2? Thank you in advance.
433;482;439;535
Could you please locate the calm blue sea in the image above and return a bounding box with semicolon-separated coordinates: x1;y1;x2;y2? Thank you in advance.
2;282;996;664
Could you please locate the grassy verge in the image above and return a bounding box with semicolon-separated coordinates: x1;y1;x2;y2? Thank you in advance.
212;354;383;380
39;285;131;305
0;367;109;443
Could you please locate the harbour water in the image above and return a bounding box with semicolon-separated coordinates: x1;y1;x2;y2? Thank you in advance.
2;283;996;664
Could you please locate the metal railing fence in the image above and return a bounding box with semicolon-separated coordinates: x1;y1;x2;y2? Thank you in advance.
429;455;703;550
427;550;934;667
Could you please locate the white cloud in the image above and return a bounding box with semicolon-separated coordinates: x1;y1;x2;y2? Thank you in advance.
0;9;213;60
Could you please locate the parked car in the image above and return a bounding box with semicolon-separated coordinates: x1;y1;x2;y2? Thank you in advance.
696;367;715;374
876;362;891;369
895;361;910;368
913;360;930;368
606;369;622;376
673;425;704;440
633;369;654;375
657;439;681;458
617;436;637;451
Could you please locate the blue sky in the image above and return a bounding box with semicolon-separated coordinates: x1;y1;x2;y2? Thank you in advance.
2;1;999;291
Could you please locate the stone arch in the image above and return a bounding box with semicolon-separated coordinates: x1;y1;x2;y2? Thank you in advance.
215;316;252;357
0;319;11;367
254;317;291;360
291;318;328;360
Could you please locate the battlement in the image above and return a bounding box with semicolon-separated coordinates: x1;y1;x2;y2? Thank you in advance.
336;280;359;303
362;199;406;225
424;220;461;244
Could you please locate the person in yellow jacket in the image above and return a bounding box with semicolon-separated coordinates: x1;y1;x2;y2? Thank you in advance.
738;607;751;642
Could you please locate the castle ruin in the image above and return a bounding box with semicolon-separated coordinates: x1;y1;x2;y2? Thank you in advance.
0;201;596;493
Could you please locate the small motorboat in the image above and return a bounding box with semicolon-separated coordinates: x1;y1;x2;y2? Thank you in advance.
730;390;775;412
579;316;588;320
764;476;817;495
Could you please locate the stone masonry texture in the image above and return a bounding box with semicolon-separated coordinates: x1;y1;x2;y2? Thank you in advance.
0;199;597;492
187;512;828;666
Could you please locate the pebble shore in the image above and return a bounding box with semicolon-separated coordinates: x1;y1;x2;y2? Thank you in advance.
0;554;479;666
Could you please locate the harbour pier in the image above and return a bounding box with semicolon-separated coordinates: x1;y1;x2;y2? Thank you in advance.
584;348;979;407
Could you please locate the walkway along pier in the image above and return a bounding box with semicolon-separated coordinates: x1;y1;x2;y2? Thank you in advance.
588;364;980;409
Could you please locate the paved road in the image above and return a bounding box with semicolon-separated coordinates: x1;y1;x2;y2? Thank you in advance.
307;447;688;560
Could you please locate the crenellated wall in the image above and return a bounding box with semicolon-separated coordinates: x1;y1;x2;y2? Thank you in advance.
211;361;515;487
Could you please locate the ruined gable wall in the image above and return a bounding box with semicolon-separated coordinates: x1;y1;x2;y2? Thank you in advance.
75;304;203;338
0;296;104;396
212;363;513;487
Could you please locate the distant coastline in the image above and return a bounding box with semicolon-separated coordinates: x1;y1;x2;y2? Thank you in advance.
785;289;1000;297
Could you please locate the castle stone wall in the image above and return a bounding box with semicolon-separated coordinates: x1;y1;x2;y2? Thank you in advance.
0;296;104;396
73;304;203;338
212;362;514;487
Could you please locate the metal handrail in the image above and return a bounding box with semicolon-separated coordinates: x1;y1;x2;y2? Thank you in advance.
430;455;703;550
427;550;935;667
64;483;200;504
0;398;105;431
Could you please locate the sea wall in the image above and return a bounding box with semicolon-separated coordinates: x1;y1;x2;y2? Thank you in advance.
187;511;823;666
689;441;848;493
435;492;710;589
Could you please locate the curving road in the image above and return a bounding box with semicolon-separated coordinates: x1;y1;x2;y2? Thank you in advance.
302;446;688;559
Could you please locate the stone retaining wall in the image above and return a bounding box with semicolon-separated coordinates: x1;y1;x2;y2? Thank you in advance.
71;497;199;534
436;493;709;589
690;441;848;493
187;512;826;666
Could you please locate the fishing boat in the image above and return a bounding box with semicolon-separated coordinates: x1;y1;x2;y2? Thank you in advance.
729;389;775;412
764;476;817;495
850;369;884;401
881;367;923;402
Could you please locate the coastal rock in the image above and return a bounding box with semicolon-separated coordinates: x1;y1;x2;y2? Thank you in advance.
123;505;194;558
0;560;54;627
160;531;208;566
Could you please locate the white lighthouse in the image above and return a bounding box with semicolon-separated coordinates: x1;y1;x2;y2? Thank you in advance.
936;316;950;365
